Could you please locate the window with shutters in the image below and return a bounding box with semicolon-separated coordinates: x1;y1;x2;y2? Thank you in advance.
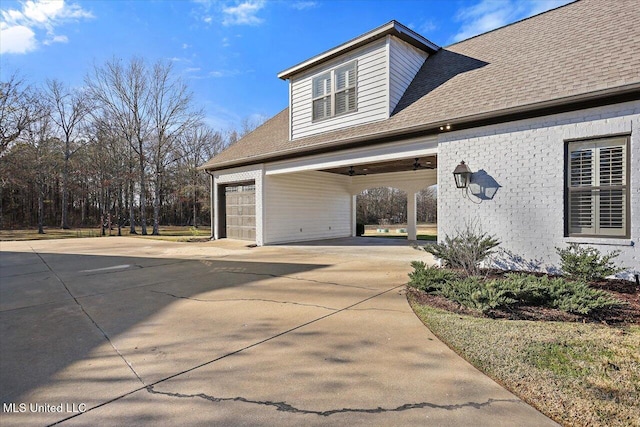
312;61;357;121
566;136;629;238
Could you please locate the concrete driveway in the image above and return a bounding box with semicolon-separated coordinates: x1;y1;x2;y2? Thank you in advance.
0;237;557;426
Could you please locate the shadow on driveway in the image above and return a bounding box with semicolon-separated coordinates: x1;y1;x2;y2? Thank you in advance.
1;249;329;425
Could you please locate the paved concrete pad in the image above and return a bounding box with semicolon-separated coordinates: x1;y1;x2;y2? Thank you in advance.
0;237;558;426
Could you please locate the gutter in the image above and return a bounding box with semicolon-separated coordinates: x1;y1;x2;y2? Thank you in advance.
202;83;640;172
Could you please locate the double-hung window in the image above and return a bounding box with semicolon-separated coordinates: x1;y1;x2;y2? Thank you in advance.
566;136;629;237
312;61;357;121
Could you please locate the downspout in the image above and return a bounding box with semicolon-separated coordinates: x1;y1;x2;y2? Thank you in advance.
205;170;215;240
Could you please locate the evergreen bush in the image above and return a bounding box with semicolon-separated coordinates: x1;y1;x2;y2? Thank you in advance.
407;265;623;315
555;243;624;281
424;222;499;277
407;261;458;292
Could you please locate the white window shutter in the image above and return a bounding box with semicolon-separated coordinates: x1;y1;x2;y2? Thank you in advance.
567;138;627;237
313;73;330;98
597;143;626;234
312;62;356;119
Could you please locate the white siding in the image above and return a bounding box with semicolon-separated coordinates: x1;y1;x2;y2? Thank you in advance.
437;101;640;280
290;39;389;140
264;171;351;244
388;37;428;114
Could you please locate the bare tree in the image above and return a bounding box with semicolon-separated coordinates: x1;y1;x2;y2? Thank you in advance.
20;94;60;233
417;186;437;223
148;60;202;235
224;115;264;147
178;124;223;227
357;187;407;225
1;57;224;231
84;115;130;236
357;186;437;226
46;79;92;229
240;115;265;136
86;57;151;234
0;73;35;155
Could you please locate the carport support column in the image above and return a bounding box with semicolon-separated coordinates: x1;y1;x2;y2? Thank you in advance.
351;194;357;237
209;173;215;239
407;191;417;241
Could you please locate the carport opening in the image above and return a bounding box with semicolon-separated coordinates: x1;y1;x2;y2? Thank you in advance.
356;186;437;241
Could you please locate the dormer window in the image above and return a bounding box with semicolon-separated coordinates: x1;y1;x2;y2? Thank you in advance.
312;61;357;121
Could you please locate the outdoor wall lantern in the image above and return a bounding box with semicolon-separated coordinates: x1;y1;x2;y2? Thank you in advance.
453;161;472;189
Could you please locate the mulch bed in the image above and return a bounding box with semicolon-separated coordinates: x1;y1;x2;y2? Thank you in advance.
408;271;640;325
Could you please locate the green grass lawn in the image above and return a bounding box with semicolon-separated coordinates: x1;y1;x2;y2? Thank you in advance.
0;226;210;241
0;228;102;240
362;234;437;241
409;296;640;427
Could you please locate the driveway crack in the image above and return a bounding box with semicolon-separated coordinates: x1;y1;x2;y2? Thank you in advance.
228;270;377;290
50;284;406;425
145;385;520;416
28;245;145;387
149;290;338;311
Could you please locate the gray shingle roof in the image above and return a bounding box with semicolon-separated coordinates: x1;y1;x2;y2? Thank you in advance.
203;0;640;171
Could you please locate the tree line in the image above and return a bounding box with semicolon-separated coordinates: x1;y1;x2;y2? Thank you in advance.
0;58;252;235
357;186;437;225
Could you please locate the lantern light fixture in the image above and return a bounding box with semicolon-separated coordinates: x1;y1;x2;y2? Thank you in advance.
453;161;472;189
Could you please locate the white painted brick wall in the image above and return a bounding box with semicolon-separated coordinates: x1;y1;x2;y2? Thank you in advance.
438;100;640;279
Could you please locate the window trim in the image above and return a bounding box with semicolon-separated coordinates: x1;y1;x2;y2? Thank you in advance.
564;134;631;239
311;61;358;122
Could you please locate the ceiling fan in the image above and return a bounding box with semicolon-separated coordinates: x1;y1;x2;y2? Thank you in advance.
348;166;368;176
413;158;435;170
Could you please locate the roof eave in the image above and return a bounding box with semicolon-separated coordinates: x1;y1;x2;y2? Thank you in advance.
201;83;640;172
277;21;439;80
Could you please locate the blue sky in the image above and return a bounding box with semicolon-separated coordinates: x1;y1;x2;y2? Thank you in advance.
1;0;572;132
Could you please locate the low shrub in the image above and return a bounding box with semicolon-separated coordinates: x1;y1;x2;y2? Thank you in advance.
424;222;500;277
408;261;458;292
555;243;624;282
501;273;549;306
438;277;516;314
544;277;621;315
408;264;623;316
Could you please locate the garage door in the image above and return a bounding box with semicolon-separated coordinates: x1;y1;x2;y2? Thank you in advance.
225;184;256;241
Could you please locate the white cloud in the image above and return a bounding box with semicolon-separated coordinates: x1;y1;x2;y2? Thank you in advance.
222;0;265;26
290;1;317;10
186;68;248;79
209;69;245;78
419;19;437;34
0;0;93;54
0;23;36;54
43;33;68;45
452;0;572;42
